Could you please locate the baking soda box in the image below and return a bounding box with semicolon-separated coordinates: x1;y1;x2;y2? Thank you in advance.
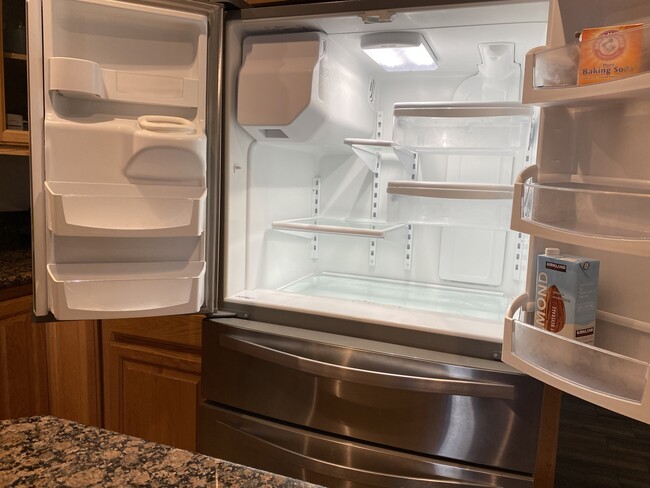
534;248;599;344
578;23;643;85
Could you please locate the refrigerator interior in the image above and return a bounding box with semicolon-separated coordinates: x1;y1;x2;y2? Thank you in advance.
29;0;215;319
503;0;650;424
223;1;549;345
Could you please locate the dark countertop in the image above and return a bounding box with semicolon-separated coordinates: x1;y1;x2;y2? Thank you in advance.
0;416;321;487
0;247;31;290
0;211;32;292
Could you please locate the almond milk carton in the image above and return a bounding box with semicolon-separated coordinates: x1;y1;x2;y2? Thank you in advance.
534;248;599;345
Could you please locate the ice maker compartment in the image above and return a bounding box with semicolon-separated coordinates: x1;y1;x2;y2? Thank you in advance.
237;32;374;144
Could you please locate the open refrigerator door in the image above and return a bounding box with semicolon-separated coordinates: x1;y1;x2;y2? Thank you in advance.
502;0;650;424
28;0;223;319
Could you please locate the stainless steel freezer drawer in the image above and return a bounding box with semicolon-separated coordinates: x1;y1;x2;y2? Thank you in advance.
198;401;534;488
201;318;544;474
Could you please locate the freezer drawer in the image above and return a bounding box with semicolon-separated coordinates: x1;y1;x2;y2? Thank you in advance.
202;319;544;474
198;402;534;488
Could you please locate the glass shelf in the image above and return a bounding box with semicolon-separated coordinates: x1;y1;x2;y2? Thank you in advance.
343;138;394;156
281;272;510;322
388;181;513;230
272;217;405;239
343;138;396;172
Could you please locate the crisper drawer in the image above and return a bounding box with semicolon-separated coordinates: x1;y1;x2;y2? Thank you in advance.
198;402;534;488
502;294;650;423
202;319;543;474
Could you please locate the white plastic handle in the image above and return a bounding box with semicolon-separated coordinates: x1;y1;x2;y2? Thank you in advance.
138;115;196;134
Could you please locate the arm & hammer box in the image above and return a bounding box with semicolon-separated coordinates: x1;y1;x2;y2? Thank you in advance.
535;248;599;345
577;23;643;85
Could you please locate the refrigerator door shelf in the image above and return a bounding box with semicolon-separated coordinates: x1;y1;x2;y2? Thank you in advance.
388;182;513;230
512;166;650;256
503;295;650;424
45;181;206;237
393;102;534;150
49;57;200;108
47;261;205;320
523;26;650;106
271;218;405;240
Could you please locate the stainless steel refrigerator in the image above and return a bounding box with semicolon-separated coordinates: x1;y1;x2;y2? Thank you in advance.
27;0;650;486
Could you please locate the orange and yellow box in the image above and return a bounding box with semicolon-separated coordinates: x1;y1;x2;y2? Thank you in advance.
577;23;643;85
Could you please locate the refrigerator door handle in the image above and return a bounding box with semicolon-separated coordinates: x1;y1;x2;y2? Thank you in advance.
219;334;515;400
216;418;499;488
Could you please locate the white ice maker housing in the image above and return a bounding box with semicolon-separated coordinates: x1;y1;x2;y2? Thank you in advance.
237;32;374;144
30;0;211;319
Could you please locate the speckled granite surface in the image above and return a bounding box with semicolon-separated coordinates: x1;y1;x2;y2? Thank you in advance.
0;211;32;290
0;416;321;488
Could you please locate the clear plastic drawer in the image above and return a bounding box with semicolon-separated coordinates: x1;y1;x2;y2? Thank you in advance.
393;102;535;150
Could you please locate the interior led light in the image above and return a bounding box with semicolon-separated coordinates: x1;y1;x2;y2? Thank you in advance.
361;32;438;72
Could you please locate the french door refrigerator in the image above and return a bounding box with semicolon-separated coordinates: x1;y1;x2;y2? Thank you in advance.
27;0;650;486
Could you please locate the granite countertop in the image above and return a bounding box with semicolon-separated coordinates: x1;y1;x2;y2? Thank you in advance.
0;211;32;291
0;416;321;488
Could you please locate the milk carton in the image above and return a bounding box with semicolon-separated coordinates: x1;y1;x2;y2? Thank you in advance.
534;248;599;345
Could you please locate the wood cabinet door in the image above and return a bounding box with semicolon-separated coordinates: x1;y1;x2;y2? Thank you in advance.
0;295;48;419
44;320;101;427
102;315;203;451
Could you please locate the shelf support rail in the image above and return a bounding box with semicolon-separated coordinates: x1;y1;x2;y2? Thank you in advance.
311;178;321;259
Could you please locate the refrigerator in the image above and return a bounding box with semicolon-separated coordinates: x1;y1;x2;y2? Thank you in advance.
26;0;650;485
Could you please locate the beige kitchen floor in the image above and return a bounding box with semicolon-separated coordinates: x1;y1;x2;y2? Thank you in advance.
554;394;650;488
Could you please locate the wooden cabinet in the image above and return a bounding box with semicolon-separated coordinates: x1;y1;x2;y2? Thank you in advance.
0;292;101;424
102;314;203;451
44;320;102;427
0;291;203;450
0;294;48;419
0;0;29;155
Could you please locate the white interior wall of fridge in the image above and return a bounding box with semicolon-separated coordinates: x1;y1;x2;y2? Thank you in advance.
223;1;548;343
32;0;210;319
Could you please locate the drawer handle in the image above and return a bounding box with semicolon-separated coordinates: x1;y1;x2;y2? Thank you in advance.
220;334;515;400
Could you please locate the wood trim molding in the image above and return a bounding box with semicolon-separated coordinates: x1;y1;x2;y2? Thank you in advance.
534;385;562;488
